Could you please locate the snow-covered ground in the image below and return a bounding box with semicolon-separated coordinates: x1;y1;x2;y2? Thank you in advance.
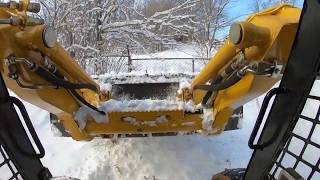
131;45;211;74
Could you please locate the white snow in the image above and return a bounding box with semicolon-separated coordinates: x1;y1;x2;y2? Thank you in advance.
181;121;196;127
155;115;169;123
131;45;209;74
99;99;197;113
121;115;169;127
202;108;216;132
93;72;196;85
178;80;192;94
73;106;107;130
100;83;112;92
122;116;137;123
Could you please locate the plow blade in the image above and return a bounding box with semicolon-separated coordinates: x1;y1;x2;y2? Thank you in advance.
111;82;179;100
50;106;243;138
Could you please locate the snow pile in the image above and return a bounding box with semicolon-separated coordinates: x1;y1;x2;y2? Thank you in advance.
99;99;198;113
131;45;209;74
100;83;112;92
73;99;199;129
178;80;192;94
73;106;107;129
78;69;198;129
202;108;217;132
93;72;196;85
132;45;201;59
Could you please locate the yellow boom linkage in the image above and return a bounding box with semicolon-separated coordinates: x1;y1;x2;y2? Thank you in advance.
0;1;301;141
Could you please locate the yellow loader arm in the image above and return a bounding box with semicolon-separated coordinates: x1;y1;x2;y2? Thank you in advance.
0;1;301;141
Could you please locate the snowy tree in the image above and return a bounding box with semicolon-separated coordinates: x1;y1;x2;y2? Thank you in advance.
38;0;232;73
40;0;199;52
192;0;231;58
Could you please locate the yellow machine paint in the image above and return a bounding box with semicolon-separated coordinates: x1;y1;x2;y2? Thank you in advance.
192;4;300;132
0;1;301;141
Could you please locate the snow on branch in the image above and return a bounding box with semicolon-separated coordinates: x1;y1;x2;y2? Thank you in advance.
39;0;232;63
66;44;100;54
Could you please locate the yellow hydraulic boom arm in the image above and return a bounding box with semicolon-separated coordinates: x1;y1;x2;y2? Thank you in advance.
0;1;301;141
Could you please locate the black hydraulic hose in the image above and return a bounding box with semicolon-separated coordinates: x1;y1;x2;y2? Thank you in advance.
224;62;238;75
69;89;105;115
31;65;105;115
33;65;99;93
50;66;64;79
194;72;243;92
201;75;223;105
200;61;239;106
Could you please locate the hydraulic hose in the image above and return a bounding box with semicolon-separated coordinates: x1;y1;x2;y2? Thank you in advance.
201;75;223;106
194;72;243;92
196;60;244;106
32;65;99;93
30;64;105;115
69;89;105;115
